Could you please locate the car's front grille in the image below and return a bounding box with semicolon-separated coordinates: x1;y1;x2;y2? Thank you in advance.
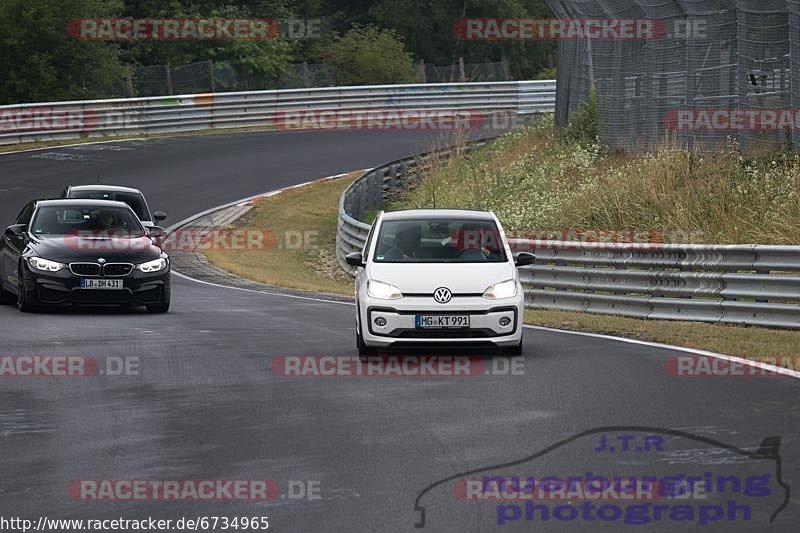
69;263;101;276
393;329;493;339
68;263;134;277
103;263;133;277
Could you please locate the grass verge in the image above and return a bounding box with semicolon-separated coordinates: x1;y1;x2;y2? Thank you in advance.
524;309;800;359
202;173;358;297
201;169;800;360
395;116;800;245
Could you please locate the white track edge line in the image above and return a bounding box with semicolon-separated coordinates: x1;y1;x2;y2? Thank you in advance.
0;137;148;156
172;270;353;306
169;170;800;381
524;324;800;379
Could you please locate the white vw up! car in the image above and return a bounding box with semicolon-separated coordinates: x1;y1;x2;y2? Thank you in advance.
346;209;534;356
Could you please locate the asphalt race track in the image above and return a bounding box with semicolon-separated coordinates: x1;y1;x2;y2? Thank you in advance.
1;130;799;532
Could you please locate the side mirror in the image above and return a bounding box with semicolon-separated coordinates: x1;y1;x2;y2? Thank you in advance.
148;226;167;239
5;224;26;238
345;252;365;268
153;211;167;223
514;251;535;267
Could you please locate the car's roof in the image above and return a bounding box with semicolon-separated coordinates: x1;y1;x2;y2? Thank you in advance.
380;209;496;221
68;184;143;194
36;199;133;209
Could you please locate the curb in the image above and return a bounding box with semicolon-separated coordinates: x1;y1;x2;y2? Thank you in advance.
166;170;366;303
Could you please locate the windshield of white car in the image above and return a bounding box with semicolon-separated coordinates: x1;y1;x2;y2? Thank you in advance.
30;206;147;237
69;190;151;221
373;218;508;263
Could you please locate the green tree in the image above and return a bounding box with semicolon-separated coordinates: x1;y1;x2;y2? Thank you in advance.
0;0;130;104
119;1;297;90
320;24;419;85
368;0;556;79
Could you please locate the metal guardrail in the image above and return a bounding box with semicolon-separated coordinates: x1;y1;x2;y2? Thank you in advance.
0;80;556;145
517;242;800;329
336;140;489;274
336;152;800;330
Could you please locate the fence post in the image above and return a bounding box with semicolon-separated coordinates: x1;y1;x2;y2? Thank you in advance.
125;72;134;97
209;60;215;93
166;64;174;95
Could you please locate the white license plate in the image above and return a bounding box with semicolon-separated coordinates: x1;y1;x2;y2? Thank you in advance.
79;279;123;290
415;315;470;329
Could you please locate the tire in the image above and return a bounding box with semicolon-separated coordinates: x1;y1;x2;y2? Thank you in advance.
146;279;170;313
357;327;378;357
502;342;523;356
146;301;170;313
17;267;39;313
0;275;16;304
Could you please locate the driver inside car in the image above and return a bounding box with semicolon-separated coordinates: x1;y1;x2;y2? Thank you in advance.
102;211;115;227
383;223;422;261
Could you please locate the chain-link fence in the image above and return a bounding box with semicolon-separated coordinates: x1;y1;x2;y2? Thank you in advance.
547;0;799;152
423;61;510;83
125;59;511;97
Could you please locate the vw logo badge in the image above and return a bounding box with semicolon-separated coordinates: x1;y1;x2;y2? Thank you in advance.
97;258;106;264
433;287;452;304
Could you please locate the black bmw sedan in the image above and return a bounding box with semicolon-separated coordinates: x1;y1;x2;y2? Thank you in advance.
0;199;170;313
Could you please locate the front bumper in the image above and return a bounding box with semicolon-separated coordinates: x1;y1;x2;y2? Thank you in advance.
23;265;170;306
359;295;524;348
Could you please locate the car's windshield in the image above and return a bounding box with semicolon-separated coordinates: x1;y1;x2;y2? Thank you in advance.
68;190;151;221
373;218;507;263
30;205;146;237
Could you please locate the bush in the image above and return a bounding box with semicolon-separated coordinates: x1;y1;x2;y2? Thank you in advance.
561;88;598;146
321;25;420;86
535;67;556;80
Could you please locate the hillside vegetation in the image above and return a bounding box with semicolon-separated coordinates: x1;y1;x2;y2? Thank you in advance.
397;117;800;245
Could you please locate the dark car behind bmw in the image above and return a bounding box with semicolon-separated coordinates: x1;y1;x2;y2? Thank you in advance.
0;199;170;313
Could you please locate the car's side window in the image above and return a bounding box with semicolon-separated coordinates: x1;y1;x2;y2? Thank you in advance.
15;202;35;225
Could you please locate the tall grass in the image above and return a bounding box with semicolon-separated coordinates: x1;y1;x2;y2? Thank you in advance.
398;117;800;244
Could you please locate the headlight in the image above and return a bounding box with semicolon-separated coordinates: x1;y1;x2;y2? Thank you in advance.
483;279;517;299
28;257;65;272
367;279;403;300
137;258;167;273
